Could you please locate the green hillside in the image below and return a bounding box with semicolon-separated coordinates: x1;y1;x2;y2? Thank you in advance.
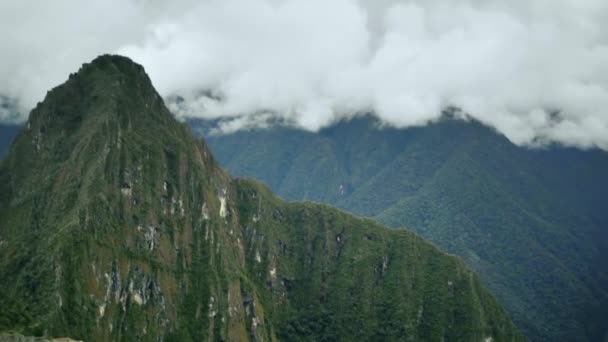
199;116;608;341
0;55;521;341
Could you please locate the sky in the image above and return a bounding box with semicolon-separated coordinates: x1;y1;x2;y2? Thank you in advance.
1;0;607;149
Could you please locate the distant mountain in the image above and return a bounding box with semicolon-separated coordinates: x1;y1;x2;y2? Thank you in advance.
196;115;608;341
0;55;522;341
0;124;21;159
0;96;24;159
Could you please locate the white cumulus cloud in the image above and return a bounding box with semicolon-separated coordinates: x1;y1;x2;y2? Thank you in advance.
1;0;607;149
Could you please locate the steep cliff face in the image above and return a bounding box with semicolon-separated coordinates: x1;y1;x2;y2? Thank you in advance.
0;55;522;341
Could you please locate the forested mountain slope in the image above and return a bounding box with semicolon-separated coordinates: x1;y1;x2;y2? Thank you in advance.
197;115;608;341
0;55;521;341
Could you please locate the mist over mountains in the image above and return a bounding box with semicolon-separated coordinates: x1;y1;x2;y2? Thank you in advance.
2;0;608;149
2;0;608;340
0;54;525;341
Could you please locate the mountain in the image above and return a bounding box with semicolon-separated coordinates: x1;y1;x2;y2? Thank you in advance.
0;96;23;159
0;124;21;159
0;55;522;341
196;116;608;341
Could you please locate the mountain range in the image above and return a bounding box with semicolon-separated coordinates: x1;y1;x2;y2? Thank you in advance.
0;55;522;341
193;115;608;341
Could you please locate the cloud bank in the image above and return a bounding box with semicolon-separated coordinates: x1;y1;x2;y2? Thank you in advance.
1;0;607;149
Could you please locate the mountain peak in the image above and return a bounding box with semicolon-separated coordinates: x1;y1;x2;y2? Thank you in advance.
71;54;155;94
4;54;216;200
0;56;523;341
28;54;162;126
20;54;175;158
86;54;145;72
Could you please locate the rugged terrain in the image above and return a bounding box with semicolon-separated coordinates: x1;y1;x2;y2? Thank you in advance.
197;116;608;341
0;55;522;341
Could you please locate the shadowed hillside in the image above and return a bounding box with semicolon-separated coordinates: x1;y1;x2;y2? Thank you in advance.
197;115;608;341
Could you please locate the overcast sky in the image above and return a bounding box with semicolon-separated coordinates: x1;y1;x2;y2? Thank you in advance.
1;0;607;149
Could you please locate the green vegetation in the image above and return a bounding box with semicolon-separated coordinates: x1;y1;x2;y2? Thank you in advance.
0;55;522;341
200;116;608;341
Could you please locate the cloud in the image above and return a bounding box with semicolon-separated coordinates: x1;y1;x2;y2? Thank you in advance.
1;0;607;149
